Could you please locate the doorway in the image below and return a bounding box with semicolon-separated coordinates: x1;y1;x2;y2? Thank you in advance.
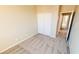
57;11;75;40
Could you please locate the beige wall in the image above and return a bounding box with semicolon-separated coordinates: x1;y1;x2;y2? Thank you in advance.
37;5;59;37
69;6;79;54
60;5;76;12
37;5;59;13
0;6;38;52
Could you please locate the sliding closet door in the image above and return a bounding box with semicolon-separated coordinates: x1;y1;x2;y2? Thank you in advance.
37;13;52;36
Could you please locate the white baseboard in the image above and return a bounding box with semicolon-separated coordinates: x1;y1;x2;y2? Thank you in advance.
0;33;38;53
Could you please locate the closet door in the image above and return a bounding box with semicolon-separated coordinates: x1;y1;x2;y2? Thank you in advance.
37;13;52;36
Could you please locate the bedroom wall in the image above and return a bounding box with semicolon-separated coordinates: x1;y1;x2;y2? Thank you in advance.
60;5;76;12
69;6;79;54
0;6;37;52
37;5;59;37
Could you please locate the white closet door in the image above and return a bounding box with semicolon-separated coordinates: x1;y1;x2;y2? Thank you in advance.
37;13;52;36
